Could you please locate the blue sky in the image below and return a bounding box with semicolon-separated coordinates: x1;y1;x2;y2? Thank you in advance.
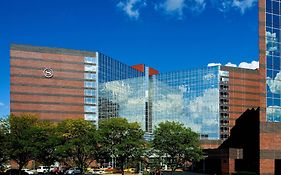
0;0;258;117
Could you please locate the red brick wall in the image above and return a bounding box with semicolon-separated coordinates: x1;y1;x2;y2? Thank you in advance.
221;67;260;130
10;45;96;121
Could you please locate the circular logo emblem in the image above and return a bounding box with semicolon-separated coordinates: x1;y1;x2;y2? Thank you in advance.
43;68;54;78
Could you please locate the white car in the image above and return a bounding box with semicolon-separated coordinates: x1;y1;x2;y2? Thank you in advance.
37;166;50;174
65;168;81;175
92;169;106;175
22;169;34;174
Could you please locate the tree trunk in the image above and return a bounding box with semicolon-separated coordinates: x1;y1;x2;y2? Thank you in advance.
18;163;24;175
171;167;176;175
121;162;124;175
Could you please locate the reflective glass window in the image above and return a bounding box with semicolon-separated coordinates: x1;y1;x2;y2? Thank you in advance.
84;105;97;112
266;0;281;122
84;97;96;104
84;57;96;64
84;73;96;80
84;114;97;121
84;89;95;96
85;65;96;72
84;81;95;88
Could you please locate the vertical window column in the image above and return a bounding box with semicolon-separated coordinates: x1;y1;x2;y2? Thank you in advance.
84;56;98;123
219;70;230;140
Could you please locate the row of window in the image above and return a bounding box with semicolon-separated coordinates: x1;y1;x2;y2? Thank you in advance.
85;73;96;80
85;57;97;64
85;64;97;72
84;57;98;120
84;114;97;122
85;105;97;113
85;81;96;88
85;89;96;96
85;97;96;104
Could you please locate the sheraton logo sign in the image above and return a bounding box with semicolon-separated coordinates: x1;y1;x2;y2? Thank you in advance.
43;68;54;78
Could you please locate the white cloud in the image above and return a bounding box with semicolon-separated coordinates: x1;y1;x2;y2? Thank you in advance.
208;63;221;67
116;0;257;19
117;0;146;19
232;0;257;14
211;0;257;14
188;0;206;13
238;61;259;69
225;62;237;67
213;60;259;70
213;0;233;12
0;102;4;107
267;72;281;94
156;0;206;18
157;0;186;17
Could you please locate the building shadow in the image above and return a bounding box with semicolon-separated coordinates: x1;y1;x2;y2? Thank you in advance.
196;108;260;174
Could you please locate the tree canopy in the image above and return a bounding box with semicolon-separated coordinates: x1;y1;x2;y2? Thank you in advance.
8;114;41;170
32;120;60;167
2;114;203;175
0;118;9;171
55;119;99;173
153;121;203;174
99;118;145;175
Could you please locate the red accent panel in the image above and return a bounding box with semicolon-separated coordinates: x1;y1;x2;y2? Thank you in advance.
131;64;145;72
149;67;159;76
131;64;159;76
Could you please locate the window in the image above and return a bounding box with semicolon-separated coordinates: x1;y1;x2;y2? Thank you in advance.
85;65;96;72
84;106;97;113
84;81;95;88
84;73;96;80
221;77;229;82
84;114;97;121
84;57;96;64
219;71;229;77
84;97;96;104
84;89;95;96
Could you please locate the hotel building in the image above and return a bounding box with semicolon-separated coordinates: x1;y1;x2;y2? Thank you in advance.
10;44;258;139
10;44;261;174
9;1;281;173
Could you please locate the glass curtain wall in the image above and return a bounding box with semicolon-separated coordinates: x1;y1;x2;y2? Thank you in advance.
151;66;220;140
266;0;281;121
97;53;147;130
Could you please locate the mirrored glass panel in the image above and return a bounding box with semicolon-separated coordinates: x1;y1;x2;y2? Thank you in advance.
266;0;281;122
151;66;220;139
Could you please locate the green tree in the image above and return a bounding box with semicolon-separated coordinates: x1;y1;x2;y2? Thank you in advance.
153;121;203;175
55;119;99;173
0;117;10;171
99;118;145;175
8;114;40;173
33;120;60;167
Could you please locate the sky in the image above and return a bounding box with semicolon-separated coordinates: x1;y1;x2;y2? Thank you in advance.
0;0;259;117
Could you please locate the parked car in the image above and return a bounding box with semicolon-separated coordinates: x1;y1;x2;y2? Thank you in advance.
50;167;60;174
5;169;29;175
64;168;81;175
92;169;106;175
124;168;136;173
37;166;50;174
22;169;34;175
